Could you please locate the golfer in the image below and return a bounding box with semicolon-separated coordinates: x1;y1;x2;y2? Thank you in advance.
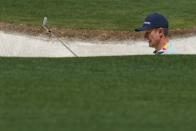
135;13;174;55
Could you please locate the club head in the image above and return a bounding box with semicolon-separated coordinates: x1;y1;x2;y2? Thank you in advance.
42;17;48;27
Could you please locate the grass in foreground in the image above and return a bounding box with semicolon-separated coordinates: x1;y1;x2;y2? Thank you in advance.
1;0;196;30
0;55;196;131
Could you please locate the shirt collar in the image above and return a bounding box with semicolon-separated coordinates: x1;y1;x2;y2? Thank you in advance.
153;43;169;55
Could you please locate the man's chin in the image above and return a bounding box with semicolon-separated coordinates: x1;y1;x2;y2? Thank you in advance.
148;43;154;47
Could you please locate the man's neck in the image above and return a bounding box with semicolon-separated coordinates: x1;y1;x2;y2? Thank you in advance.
156;37;169;51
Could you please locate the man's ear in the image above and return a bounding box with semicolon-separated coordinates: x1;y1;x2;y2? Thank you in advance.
159;28;164;38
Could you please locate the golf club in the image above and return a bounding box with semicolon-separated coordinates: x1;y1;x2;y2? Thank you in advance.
42;17;78;57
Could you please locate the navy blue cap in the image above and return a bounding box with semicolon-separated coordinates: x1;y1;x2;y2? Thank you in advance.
135;13;169;32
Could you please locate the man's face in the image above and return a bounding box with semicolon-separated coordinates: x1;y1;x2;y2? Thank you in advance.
144;29;161;48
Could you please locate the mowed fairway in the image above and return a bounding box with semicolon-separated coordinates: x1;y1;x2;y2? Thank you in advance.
0;56;196;131
1;0;196;30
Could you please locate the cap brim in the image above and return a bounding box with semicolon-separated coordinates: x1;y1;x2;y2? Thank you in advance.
135;26;150;32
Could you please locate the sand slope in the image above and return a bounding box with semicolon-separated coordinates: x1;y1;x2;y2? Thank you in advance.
0;31;196;57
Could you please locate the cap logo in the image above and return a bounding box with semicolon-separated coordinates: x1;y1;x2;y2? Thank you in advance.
144;21;151;25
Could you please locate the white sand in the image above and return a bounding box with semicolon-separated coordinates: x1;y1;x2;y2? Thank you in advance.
0;31;196;57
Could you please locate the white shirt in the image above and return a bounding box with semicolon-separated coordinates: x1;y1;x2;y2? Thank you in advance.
153;42;175;55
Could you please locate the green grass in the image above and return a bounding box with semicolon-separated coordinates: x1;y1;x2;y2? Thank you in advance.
0;55;196;131
1;0;196;30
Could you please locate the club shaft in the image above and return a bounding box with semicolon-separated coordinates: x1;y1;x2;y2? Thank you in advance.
42;25;78;57
52;32;78;57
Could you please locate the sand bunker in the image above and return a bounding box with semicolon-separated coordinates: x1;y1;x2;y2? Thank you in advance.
0;31;196;57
